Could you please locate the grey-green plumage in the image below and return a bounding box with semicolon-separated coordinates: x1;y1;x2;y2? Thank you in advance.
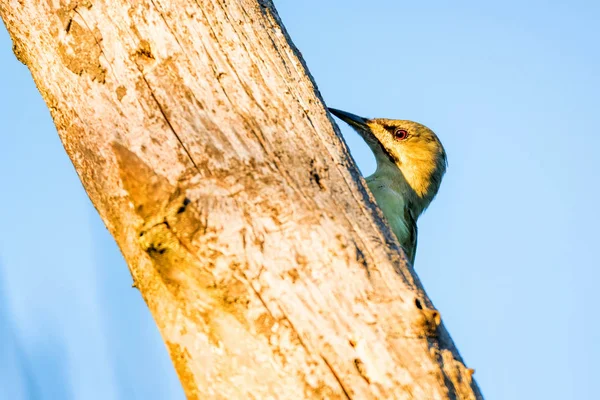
329;108;447;265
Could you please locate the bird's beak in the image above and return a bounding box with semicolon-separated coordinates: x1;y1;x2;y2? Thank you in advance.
328;108;369;130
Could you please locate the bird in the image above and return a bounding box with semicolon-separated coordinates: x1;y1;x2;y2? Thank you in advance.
329;108;447;265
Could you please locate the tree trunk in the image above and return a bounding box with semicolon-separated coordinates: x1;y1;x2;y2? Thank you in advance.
0;1;482;398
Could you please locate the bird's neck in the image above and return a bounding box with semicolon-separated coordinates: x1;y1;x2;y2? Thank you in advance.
369;152;432;217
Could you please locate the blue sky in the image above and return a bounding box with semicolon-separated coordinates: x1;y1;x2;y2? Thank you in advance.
1;1;598;399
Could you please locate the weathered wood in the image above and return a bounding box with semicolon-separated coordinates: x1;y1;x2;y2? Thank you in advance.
0;0;482;398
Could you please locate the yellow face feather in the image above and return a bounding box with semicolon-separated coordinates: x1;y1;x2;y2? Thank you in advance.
329;108;447;217
366;118;447;205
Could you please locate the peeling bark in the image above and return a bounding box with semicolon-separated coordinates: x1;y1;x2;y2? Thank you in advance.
0;0;483;398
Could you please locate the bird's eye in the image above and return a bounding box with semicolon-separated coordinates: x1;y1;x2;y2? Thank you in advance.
394;129;408;140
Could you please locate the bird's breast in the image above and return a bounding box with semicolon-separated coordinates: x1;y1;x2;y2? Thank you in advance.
366;180;412;246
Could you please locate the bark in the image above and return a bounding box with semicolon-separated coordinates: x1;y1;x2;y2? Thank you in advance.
0;0;482;399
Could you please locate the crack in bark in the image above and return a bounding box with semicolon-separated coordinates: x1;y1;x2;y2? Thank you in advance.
140;74;199;171
320;355;352;400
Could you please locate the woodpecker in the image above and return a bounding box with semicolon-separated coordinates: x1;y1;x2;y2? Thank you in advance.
329;108;447;265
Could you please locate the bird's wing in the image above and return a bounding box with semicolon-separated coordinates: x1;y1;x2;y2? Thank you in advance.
403;207;418;265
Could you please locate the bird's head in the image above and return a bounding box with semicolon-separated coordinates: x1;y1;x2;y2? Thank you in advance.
329;108;447;212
